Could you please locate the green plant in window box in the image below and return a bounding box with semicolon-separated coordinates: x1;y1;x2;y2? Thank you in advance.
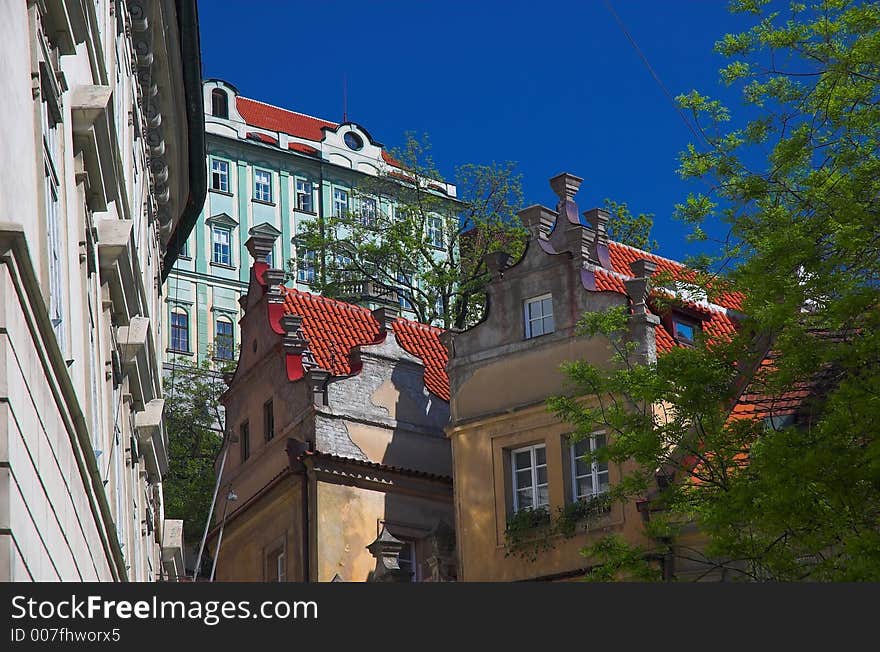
504;507;552;561
555;494;613;538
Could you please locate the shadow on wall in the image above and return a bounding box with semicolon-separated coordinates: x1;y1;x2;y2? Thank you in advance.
370;360;455;582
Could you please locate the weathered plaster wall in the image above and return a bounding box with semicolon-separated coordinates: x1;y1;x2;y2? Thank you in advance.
212;478;303;582
316;480;453;582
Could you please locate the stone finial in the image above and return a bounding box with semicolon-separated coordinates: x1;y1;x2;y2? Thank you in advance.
626;258;659;318
625;258;661;364
629;258;658;281
366;525;413;582
371;306;398;333
482;250;510;277
245;222;281;265
280;314;318;370
549;172;583;203
583;208;612;269
518;205;556;239
549;172;584;227
583;208;610;244
305;368;331;406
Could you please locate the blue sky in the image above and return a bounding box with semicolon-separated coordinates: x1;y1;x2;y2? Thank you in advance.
198;1;758;262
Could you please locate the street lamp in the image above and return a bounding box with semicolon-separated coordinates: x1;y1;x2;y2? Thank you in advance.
209;488;238;582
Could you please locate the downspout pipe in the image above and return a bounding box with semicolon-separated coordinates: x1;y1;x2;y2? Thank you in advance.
286;438;314;582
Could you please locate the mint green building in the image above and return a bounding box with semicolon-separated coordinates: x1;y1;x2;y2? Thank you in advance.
163;80;457;366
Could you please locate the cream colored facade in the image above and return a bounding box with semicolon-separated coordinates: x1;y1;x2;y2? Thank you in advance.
0;0;204;581
445;173;659;581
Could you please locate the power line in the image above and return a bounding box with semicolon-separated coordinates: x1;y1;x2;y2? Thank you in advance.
601;0;703;144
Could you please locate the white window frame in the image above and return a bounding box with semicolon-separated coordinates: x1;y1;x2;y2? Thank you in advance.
211;225;232;266
360;196;377;226
295;177;313;213
333;187;349;217
254;168;273;203
511;443;549;512
524;293;554;339
570;432;609;502
427;214;444;248
211;158;229;193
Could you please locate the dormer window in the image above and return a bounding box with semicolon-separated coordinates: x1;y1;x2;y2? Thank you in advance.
524;294;554;339
672;317;699;345
211;89;229;119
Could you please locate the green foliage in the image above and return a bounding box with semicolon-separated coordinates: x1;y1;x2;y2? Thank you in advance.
603;199;658;252
551;0;880;582
163;355;232;542
503;494;615;561
504;507;553;562
292;133;526;329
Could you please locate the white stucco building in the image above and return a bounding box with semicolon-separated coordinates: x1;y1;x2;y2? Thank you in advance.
0;0;205;581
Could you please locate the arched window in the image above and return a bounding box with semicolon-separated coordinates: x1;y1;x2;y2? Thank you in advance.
211;89;229;119
215;317;234;360
170;307;189;352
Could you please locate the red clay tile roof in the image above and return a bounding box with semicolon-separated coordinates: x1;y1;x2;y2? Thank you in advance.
235;97;404;170
728;355;812;422
393;319;449;400
289;142;320;156
246;131;278;146
236;96;337;142
381;151;401;167
592;242;742;351
608;242;744;312
278;285;450;401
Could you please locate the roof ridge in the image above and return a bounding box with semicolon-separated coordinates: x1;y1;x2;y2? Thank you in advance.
281;285;443;330
237;96;338;131
585;263;731;315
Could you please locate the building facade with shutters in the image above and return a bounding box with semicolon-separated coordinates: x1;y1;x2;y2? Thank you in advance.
0;0;205;581
162;79;457;370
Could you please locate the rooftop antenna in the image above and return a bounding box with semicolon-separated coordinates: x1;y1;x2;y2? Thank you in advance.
342;72;348;123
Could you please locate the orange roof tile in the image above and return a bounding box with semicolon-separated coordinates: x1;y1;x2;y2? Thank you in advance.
590;242;742;352
289;142;320;156
393;319;449;400
278;286;450;401
236;96;337;142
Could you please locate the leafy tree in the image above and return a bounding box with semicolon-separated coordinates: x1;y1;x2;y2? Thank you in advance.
603;199;657;252
292;133;526;329
549;0;880;581
163;355;232;544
